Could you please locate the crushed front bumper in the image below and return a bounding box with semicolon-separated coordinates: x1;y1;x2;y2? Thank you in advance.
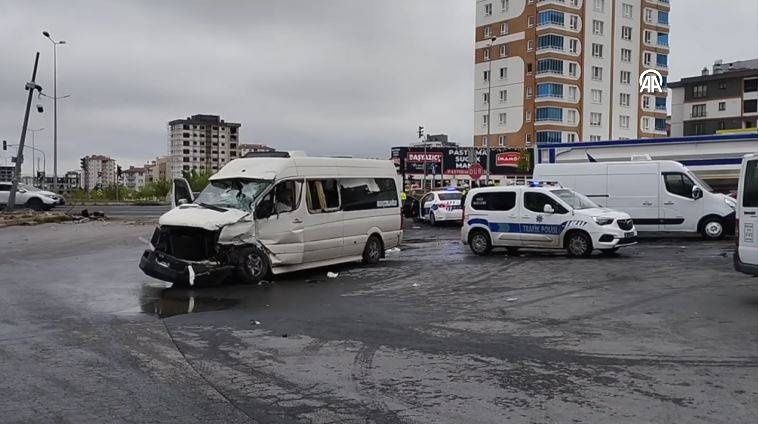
139;249;235;285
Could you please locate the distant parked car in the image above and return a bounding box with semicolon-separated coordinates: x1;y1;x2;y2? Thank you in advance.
418;188;463;225
19;183;65;205
0;182;57;211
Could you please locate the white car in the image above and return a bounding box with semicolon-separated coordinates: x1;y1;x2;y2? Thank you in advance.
19;183;65;205
461;183;637;257
734;153;758;275
419;189;463;225
0;182;57;211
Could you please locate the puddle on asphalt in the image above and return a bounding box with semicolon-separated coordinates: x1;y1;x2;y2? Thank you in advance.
139;284;238;318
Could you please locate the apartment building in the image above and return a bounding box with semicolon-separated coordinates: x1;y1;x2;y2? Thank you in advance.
670;59;758;136
144;156;169;183
123;166;147;191
474;0;670;147
80;155;117;190
167;114;241;178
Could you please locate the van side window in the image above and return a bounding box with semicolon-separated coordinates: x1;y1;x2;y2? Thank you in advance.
340;178;398;211
274;180;302;214
743;161;758;208
524;192;568;214
663;173;695;198
306;179;340;213
470;192;516;211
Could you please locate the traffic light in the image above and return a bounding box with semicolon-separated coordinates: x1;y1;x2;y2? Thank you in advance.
2;140;6;151
418;126;424;139
80;157;88;171
117;165;123;178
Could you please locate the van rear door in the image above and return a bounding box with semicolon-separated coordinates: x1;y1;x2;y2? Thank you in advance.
738;159;758;268
606;163;660;231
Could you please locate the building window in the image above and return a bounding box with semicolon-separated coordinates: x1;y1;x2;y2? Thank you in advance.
498;113;507;124
484;3;492;16
693;85;707;98
591;66;602;81
619;93;630;107
537;83;564;98
655;97;667;110
538;10;565;27
528;15;534;27
569;15;579;30
658;10;669;25
691;104;706;118
656;54;668;68
620;48;631;62
591;89;602;104
501;0;509;11
568;63;578;77
483;70;490;81
590;135;601;141
499;89;508;102
568;133;577;142
536;131;562;143
644;30;652;44
500;67;508;79
566;109;577;124
645;9;654;23
526;110;532;122
592;20;603;35
621;26;632;40
745;99;758;114
538;34;564;51
745;79;758;92
483;92;489;103
620;115;630;128
718;121;726;130
536;107;563;122
500;44;508;56
498;135;506;147
657;33;669;46
569;39;578;53
622;3;633;18
484;26;491;38
568;86;578;100
620;70;631;84
590;112;602;126
537;58;564;75
483;48;490;61
527;63;533;73
527;40;533;51
483;115;489;126
594;0;604;13
526;86;533;98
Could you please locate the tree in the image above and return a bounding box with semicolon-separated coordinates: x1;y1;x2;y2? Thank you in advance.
182;169;213;192
517;150;533;174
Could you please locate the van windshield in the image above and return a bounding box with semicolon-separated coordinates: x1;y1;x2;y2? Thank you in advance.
194;178;271;212
551;189;598;210
688;172;713;193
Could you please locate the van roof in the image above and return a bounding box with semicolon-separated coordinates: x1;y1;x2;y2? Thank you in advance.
210;153;397;181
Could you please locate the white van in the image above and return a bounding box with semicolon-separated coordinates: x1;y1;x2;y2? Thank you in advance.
533;160;736;240
139;152;403;286
462;183;637;257
734;154;758;275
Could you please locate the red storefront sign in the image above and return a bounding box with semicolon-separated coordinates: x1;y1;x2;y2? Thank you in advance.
468;163;484;180
496;152;521;167
407;152;443;163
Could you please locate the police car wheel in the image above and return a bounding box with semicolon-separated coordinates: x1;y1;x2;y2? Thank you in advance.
566;232;593;258
469;230;491;256
701;218;724;240
429;212;436;226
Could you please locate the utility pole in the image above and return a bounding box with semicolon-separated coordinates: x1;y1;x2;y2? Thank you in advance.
6;52;43;212
26;127;43;182
43;31;67;194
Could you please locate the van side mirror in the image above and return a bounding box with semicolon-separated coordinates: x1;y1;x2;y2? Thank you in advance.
692;186;703;200
543;204;554;214
255;199;273;220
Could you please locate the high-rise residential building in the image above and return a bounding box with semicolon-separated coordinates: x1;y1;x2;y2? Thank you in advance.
670;59;758;136
167;114;241;178
474;0;670;147
80;155;117;190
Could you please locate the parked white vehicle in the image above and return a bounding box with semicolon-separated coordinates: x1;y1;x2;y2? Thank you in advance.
734;154;758;275
139;152;403;286
461;183;637;257
0;182;57;211
419;188;463;225
533;160;736;240
18;183;65;205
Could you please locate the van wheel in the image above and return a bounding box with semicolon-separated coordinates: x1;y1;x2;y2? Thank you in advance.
27;198;43;211
701;217;725;240
566;232;593;258
468;229;492;256
237;246;271;284
362;234;383;264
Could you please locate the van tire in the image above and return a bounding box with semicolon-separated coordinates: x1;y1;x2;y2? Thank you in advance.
566;231;593;258
237;246;271;284
27;198;43;211
468;229;492;256
700;216;725;241
362;234;384;264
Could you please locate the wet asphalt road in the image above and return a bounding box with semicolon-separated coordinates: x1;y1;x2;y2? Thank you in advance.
1;221;757;423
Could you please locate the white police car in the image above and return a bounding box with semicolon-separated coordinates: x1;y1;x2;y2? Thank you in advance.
419;188;463;225
461;183;637;257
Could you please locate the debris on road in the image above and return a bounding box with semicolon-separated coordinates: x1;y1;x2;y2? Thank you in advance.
327;272;339;278
251;320;262;326
386;247;401;253
412;282;420;287
506;297;519;302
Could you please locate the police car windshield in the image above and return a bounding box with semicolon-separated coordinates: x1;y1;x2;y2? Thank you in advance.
551;189;598;210
438;192;461;201
194;178;271;212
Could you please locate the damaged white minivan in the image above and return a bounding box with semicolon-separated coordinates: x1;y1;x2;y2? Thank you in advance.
139;151;403;286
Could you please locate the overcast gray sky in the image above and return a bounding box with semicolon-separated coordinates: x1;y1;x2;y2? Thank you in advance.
1;0;757;175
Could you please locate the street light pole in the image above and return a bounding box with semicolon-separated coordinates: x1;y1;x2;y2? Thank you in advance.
43;31;66;194
485;36;496;185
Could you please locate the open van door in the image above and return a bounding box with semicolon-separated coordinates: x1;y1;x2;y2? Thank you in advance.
171;178;194;208
737;158;758;273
